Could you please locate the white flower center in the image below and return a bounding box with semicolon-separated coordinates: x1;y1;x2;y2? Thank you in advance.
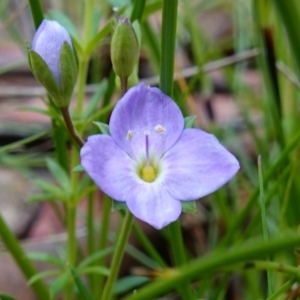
139;132;158;182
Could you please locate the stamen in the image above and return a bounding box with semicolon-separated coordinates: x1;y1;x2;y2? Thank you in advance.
155;125;166;134
126;130;134;140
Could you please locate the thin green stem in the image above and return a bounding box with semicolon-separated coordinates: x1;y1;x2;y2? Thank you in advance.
272;0;300;76
159;0;178;96
131;222;167;268
120;77;128;96
94;195;112;298
51;119;69;172
83;0;95;46
64;204;77;300
28;0;43;29
131;0;146;22
258;156;273;295
159;1;193;298
60;107;85;147
168;222;194;299
87;191;95;290
87;192;95;256
100;210;133;300
223;260;300;279
266;279;294;300
75;59;89;117
124;235;300;300
0;213;50;299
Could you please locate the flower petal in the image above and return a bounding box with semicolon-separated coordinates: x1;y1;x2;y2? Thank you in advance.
32;20;72;84
80;134;138;201
126;183;182;229
162;128;240;200
109;83;184;160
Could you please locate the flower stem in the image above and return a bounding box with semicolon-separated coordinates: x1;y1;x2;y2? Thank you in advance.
159;0;178;97
28;0;43;29
60;107;84;147
120;77;128;96
94;195;112;298
168;222;194;299
64;203;77;300
159;0;193;298
100;210;133;300
75;58;89;117
0;213;50;299
258;156;273;295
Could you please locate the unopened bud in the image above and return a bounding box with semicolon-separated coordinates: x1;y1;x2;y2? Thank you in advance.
28;20;78;107
111;17;139;79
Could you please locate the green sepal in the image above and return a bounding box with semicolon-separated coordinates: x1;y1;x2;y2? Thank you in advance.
184;115;197;128
28;50;62;102
93;121;110;134
59;42;78;107
73;164;85;172
112;199;128;211
181;200;197;213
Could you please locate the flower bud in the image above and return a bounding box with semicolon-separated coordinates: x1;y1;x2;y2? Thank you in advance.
28;20;78;108
111;17;139;79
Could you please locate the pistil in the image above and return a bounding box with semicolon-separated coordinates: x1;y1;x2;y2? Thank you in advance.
140;132;156;182
145;132;150;167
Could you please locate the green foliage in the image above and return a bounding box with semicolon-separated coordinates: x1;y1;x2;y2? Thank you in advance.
93;122;110;134
71;268;95;300
3;1;300;300
0;293;17;300
184;115;197;128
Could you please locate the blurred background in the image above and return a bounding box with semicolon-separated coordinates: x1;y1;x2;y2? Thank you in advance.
1;0;300;299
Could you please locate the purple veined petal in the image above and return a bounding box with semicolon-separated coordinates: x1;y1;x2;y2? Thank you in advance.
31;20;72;84
109;83;184;160
126;183;182;229
80;134;138;201
162;128;240;200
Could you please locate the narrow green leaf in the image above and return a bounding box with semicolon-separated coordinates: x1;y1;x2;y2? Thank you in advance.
113;276;149;295
86;22;112;56
27;252;64;268
82;80;108;120
28;270;61;286
49;272;70;298
71;268;94;300
46;158;71;192
78;266;110;277
33;179;66;200
78;247;114;268
27;193;56;203
0;293;17;300
19;106;52;117
93;122;110;134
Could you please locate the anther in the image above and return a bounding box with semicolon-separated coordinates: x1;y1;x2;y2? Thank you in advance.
145;133;150;167
154;125;166;134
126;130;134;140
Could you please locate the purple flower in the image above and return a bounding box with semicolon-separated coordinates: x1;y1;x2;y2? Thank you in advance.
31;20;72;84
81;83;239;229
